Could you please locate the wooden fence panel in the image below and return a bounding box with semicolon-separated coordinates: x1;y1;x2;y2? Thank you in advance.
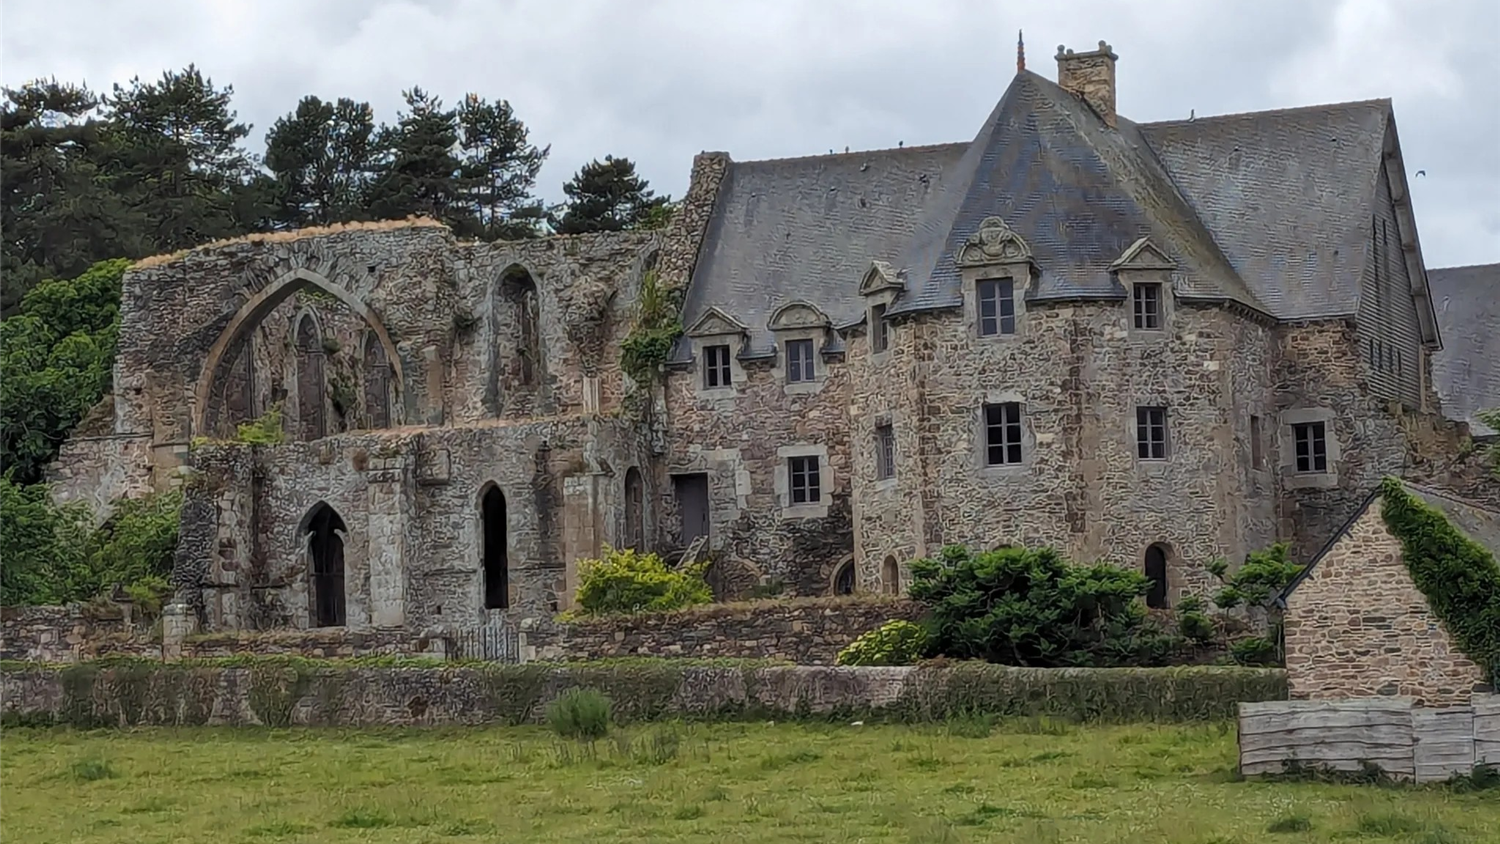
1238;700;1414;778
1475;694;1500;766
1413;707;1475;782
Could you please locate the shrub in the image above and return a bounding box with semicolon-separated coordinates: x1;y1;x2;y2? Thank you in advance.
837;620;928;666
1207;543;1303;610
619;270;683;385
1230;636;1279;666
234;405;285;445
547;687;612;740
1176;596;1217;644
1379;477;1500;683
908;544;1184;667
573;546;711;616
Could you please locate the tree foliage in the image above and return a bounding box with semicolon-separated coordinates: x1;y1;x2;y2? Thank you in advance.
554;155;670;234
1206;542;1303;610
908;545;1181;667
264;96;378;228
836;620;929;667
573;546;712;616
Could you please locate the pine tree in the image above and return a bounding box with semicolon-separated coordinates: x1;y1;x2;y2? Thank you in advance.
455;94;549;240
102;65;258;250
265;95;378;227
554;155;670;234
366;87;462;223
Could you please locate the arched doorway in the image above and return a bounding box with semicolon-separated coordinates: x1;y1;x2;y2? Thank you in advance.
624;467;644;550
482;485;509;610
304;503;347;627
295;313;327;441
1144;543;1170;609
881;556;900;596
833;561;855;596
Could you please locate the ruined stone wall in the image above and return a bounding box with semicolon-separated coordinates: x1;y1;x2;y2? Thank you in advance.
897;299;1278;601
183;414;653;634
0;606;131;663
1284;503;1487;706
662;351;854;597
1273;321;1410;564
521;597;922;665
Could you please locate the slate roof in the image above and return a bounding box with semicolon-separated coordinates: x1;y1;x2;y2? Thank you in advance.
681;67;1408;353
1429;263;1500;437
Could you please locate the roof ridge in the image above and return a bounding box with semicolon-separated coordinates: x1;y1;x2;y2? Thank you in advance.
1430;262;1500;272
1142;97;1391;128
735;141;967;168
1401;480;1500;517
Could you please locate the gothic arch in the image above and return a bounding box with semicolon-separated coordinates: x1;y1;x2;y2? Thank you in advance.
498;264;543;388
831;557;856;596
301;502;347;628
1144;543;1171;609
192;267;404;436
479;482;509;610
294;311;327;441
881;555;900;596
362;330;392;429
623;467;645;550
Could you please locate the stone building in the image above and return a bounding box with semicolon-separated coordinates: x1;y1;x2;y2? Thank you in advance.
1282;482;1494;706
49;41;1493;636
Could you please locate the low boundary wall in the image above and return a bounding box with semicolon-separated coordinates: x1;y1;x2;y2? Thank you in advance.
2;662;1287;728
1238;697;1500;782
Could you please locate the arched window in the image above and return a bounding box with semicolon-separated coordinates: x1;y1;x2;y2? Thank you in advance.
881;556;900;596
1144;543;1170;609
363;331;392;429
304;503;347;627
502;269;541;388
482;485;509;610
624;467;644;550
295;314;327;441
833;561;855;596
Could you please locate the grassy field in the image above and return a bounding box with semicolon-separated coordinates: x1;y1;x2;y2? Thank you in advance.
2;719;1495;843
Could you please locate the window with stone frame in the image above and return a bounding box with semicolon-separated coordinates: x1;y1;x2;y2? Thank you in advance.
1132;282;1163;330
786;338;816;382
870;303;890;353
788;455;821;504
703;344;732;389
875;423;895;480
1136;406;1168;460
1293;421;1328;473
1250;414;1264;468
983;402;1023;466
977;278;1016;336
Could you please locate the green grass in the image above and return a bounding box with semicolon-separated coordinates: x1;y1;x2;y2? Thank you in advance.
2;721;1496;843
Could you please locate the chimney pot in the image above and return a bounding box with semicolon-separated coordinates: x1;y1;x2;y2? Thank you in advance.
1056;40;1119;128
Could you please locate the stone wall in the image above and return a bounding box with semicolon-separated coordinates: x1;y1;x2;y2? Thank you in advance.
0;662;1289;728
521;596;921;664
1;606;130;663
1284;502;1488;706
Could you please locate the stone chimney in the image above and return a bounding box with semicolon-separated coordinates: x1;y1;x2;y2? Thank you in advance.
1056;41;1118;127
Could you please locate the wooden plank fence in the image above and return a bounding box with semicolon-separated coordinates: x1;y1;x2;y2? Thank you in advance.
1239;695;1498;783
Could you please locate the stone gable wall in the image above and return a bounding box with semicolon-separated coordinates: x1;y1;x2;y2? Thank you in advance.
1283;502;1487;705
521;597;921;664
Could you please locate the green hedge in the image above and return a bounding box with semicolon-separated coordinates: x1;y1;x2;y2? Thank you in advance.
1380;478;1500;684
1;658;1285;729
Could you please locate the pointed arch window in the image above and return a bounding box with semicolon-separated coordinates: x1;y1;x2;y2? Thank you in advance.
304;504;347;627
295;314;327;441
363;331;392;429
481;485;509;610
624;467;645;551
833;561;855;596
881;556;900;596
1144;544;1170;609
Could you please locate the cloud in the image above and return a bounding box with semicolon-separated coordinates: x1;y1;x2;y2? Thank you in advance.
3;0;1495;265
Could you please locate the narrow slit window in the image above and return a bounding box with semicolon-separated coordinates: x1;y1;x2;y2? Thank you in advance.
977;279;1016;336
1250;414;1264;469
1136;406;1168;460
786;339;816;383
789;455;821;504
1293;421;1328;473
1133;283;1163;330
703;344;732;389
983;402;1024;466
875;424;895;480
870;303;890;354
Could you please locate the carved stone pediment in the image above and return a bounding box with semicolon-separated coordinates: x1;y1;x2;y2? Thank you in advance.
768;301;831;331
956;217;1032;268
685;306;748;338
858;260;904;296
1109;237;1176;272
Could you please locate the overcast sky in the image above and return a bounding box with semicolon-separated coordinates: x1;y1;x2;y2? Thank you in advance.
3;0;1497;267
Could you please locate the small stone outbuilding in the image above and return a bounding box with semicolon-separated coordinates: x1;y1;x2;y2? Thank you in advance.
1282;481;1496;706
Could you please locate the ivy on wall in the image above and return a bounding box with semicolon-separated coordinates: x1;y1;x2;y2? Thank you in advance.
1379;477;1500;684
619;270;682;386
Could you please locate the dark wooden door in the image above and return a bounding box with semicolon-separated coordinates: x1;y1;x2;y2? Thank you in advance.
674;474;710;548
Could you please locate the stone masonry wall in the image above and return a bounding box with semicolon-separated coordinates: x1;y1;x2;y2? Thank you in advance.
521;597;922;665
1284;502;1487;706
1;606;130;663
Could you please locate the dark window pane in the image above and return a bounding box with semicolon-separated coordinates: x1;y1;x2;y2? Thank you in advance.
871;304;889;353
786;339;815;382
983;402;1024;466
978;281;998;336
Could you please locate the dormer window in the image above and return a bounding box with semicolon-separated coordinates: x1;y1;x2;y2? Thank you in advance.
703;344;732;389
786;339;816;382
1133;283;1162;330
977;279;1016;336
870;303;890;353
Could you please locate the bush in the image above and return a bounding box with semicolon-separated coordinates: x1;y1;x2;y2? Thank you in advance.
908;544;1183;667
1230;636;1279;666
573;546;712;616
546;688;612;740
1207;543;1304;610
836;620;928;666
1176;596;1217;644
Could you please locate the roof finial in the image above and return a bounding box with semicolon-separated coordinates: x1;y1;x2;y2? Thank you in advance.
1017;30;1026;73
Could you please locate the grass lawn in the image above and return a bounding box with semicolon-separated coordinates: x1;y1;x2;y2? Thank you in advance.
1;719;1495;843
